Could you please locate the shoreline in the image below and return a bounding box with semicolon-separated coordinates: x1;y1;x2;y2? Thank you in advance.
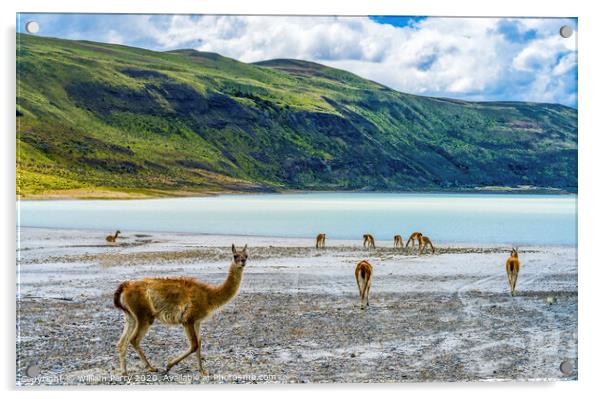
16;226;577;248
17;186;577;201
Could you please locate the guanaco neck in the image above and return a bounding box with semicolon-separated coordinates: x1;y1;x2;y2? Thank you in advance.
209;262;244;308
114;231;119;238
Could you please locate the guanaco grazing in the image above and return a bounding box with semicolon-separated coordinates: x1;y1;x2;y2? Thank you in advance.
354;260;373;310
393;235;404;248
405;232;423;249
363;234;376;249
506;248;520;296
106;230;121;243
114;244;249;376
315;233;326;249
419;236;435;255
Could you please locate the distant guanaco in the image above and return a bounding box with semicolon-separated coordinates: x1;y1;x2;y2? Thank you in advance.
419;236;435;254
405;232;423;249
354;260;373;310
393;235;404;248
505;248;520;296
315;233;326;249
106;230;121;243
363;234;375;249
114;244;249;376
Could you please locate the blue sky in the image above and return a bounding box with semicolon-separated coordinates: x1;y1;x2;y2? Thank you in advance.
369;16;427;28
17;14;577;107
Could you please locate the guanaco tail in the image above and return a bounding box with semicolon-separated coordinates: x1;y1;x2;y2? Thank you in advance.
114;244;249;376
505;248;520;296
354;260;373;310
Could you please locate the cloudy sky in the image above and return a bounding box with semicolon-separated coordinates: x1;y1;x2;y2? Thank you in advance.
17;14;578;107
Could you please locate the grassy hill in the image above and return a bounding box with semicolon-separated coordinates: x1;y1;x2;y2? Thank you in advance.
16;34;577;198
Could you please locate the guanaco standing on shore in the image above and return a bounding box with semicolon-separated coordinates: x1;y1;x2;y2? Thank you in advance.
393;235;404;248
315;233;326;249
106;230;121;243
506;248;520;296
405;232;423;249
363;234;376;250
419;236;435;255
354;260;373;310
114;244;249;376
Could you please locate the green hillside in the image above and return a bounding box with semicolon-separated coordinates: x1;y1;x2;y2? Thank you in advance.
16;34;577;198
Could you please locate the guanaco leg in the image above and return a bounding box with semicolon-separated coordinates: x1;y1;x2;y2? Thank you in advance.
193;320;208;375
117;314;135;375
508;266;519;296
166;323;199;372
129;316;157;372
512;270;518;293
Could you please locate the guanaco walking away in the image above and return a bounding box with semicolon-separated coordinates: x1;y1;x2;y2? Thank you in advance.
363;234;375;249
114;244;249;376
506;248;520;296
393;234;404;248
315;233;326;249
355;260;373;309
106;230;121;243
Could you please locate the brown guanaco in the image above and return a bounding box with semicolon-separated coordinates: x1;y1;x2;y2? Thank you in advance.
354;260;373;310
363;234;375;250
106;230;121;243
315;233;326;249
393;235;404;248
419;236;435;255
505;248;520;296
405;232;423;249
114;244;249;376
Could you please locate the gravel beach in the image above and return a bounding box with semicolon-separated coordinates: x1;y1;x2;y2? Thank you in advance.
16;227;578;385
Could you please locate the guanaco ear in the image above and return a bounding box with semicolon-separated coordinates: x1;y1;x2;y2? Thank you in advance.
243;244;248;255
232;244;236;254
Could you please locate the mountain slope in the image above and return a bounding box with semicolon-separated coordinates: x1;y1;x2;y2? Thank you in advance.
16;34;577;198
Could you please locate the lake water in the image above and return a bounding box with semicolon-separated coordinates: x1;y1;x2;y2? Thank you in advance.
18;193;577;245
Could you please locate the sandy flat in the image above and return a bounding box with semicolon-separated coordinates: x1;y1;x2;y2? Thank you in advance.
16;227;577;385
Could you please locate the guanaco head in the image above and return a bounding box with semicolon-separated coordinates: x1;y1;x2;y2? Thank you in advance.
511;247;518;257
231;244;249;268
116;230;121;235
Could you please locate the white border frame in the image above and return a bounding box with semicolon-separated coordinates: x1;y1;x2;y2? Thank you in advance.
3;0;600;397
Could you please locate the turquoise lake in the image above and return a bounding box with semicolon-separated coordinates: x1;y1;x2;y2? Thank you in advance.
18;193;577;245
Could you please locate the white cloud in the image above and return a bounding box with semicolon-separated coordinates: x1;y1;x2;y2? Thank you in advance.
115;16;580;106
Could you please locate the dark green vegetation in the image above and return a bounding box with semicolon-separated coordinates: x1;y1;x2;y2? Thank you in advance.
17;34;577;198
